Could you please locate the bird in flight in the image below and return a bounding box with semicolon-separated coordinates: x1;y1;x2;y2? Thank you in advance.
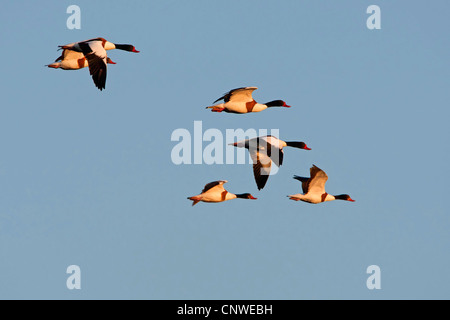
50;37;139;90
230;136;311;190
188;180;257;206
206;87;291;113
46;49;117;70
288;165;355;204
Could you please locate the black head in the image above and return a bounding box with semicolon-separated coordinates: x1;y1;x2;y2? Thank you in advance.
236;193;258;200
115;44;140;53
334;194;355;202
285;141;311;150
265;100;291;108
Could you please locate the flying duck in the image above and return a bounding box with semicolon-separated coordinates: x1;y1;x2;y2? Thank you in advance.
231;136;311;190
206;87;291;113
59;38;140;53
46;49;116;70
288;165;355;204
56;37;139;90
188;180;257;206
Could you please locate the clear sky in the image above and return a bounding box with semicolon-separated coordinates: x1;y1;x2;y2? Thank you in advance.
0;0;449;299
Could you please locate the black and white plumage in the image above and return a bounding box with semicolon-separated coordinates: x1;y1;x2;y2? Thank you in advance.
55;37;139;90
213;87;257;104
46;49;116;70
230;136;311;190
288;165;355;204
206;87;291;114
187;180;257;206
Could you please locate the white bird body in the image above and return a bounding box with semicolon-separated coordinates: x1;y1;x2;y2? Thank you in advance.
49;57;87;70
289;165;355;204
261;136;287;149
59;40;120;52
50;37;139;90
207;87;291;114
231;136;310;190
47;49;116;70
104;41;117;50
188;180;257;206
288;193;336;204
211;102;268;114
195;191;238;203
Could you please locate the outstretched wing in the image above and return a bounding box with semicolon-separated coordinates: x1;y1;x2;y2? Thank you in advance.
293;176;310;194
249;148;272;190
294;165;328;194
213;87;257;103
84;53;107;90
308;165;328;194
202;180;227;194
265;142;283;167
251;137;283;167
79;40;108;90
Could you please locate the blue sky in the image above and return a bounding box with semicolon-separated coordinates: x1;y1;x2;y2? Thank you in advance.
0;0;449;299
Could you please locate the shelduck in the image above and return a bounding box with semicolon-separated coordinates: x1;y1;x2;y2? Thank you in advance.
188;180;257;206
55;37;139;90
59;38;140;53
206;87;291;113
288;165;355;204
231;136;311;190
46;49;116;70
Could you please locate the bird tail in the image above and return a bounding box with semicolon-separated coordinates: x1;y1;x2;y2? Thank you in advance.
288;195;300;201
206;105;224;112
187;196;201;206
46;63;60;69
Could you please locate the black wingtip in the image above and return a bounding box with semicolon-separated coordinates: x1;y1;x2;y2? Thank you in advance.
94;82;105;91
256;179;267;191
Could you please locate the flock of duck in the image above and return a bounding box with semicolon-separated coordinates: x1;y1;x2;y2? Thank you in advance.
47;37;355;207
189;87;355;206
